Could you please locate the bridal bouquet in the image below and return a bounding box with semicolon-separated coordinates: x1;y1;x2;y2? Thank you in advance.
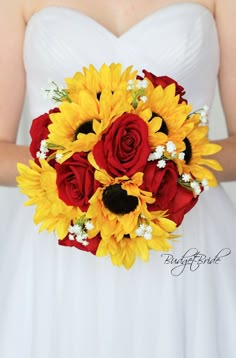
17;63;222;268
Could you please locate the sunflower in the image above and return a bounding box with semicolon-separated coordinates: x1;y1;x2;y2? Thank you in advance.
134;83;194;151
96;235;150;269
17;159;81;238
86;168;154;238
65;63;137;102
94;208;177;269
48;88;131;162
173;123;223;186
84;167;177;268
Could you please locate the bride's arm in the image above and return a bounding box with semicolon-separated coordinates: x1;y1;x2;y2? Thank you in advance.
0;1;30;187
213;0;236;182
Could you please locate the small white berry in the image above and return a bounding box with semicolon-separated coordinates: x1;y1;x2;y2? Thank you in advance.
140;95;147;103
166;141;176;153
85;221;94;231
157;159;166;168
182;173;191;182
179;152;185;160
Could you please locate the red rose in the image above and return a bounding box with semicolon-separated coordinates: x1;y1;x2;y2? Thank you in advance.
29;107;60;159
167;185;199;226
56;152;99;211
142;161;198;226
138;70;187;104
58;234;101;255
93;113;150;177
142;161;179;210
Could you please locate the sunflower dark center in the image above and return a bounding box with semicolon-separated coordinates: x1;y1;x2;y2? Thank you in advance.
149;112;169;134
102;184;138;215
183;137;192;164
73;120;95;140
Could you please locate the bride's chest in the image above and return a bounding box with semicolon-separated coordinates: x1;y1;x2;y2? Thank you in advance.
23;2;219;113
26;0;215;38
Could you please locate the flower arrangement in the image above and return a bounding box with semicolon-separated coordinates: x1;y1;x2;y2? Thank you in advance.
17;63;222;268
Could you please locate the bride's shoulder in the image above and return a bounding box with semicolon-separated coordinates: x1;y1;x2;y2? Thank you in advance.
0;0;23;14
0;0;35;23
0;0;26;25
215;0;236;14
21;0;49;24
214;0;236;31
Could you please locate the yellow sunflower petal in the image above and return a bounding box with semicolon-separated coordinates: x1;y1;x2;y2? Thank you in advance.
197;158;223;171
198;143;222;156
190;164;218;186
135;237;150;262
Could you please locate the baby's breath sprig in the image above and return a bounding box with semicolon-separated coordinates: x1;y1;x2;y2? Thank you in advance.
148;141;185;169
36;139;49;160
42;79;72;103
68;216;94;246
178;175;209;196
127;79;148;109
45;143;66;162
45;150;65;164
187;105;209;124
178;177;201;196
136;215;153;240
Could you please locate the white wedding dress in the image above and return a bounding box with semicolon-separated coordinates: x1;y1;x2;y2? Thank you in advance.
0;3;236;358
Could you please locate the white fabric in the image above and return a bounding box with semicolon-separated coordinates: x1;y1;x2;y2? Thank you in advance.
0;3;236;357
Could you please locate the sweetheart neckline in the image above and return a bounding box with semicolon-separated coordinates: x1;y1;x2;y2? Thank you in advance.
26;2;214;39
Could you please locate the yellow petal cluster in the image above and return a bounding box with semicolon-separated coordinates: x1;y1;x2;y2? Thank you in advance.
84;169;177;268
17;160;81;238
65;63;137;100
136;83;194;151
48;88;131;162
171;119;223;186
95;210;177;269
